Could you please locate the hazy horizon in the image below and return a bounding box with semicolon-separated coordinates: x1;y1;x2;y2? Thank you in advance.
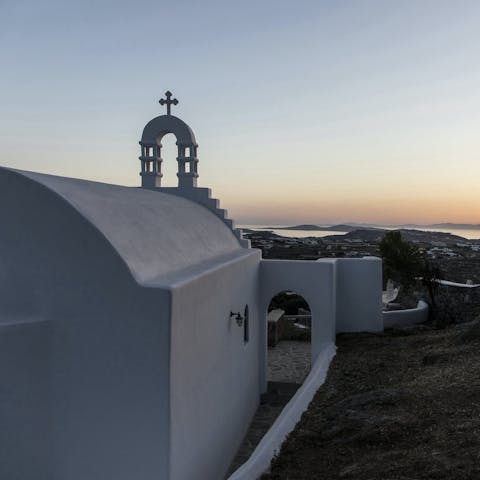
1;1;480;225
239;221;480;228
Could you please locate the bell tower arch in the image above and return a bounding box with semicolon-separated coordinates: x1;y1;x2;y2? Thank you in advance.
137;91;250;248
139;91;199;189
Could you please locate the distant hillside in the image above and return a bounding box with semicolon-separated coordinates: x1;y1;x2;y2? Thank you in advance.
324;228;469;243
399;229;468;243
325;229;385;242
395;223;480;230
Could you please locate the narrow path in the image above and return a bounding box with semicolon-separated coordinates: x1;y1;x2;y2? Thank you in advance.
226;340;311;476
267;340;311;383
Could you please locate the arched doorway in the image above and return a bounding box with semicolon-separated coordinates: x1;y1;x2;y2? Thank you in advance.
259;259;336;391
267;291;312;385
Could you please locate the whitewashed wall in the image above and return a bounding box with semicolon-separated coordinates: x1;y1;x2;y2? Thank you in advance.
169;250;262;480
0;319;50;478
0;170;171;480
259;258;383;390
383;300;429;328
260;259;336;390
332;257;383;333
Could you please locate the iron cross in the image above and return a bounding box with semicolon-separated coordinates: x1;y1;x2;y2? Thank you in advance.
159;91;178;115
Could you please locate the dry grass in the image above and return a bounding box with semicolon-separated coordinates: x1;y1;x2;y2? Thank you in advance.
262;321;480;480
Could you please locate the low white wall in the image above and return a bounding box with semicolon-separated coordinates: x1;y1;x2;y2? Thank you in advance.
227;343;336;480
332;257;383;333
169;250;262;480
383;300;429;328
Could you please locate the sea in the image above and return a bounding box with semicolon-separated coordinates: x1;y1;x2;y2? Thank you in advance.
238;225;480;241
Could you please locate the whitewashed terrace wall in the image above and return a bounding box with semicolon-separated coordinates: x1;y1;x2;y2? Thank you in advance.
330;257;384;333
383;300;429;328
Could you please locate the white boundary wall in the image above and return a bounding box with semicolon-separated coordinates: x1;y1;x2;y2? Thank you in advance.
383;300;429;328
331;257;384;333
230;256;383;479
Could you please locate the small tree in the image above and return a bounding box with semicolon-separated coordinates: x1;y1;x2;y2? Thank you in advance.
379;231;423;289
420;260;443;324
379;230;444;324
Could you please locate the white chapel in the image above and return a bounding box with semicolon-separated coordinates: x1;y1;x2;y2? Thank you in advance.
0;93;383;480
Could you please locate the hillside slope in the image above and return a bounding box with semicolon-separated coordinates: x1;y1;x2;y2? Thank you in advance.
262;321;480;480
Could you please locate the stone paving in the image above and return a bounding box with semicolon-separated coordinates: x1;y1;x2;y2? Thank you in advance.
227;340;311;477
267;340;311;383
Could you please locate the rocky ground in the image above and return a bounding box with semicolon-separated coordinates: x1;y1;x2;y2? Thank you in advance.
261;321;480;480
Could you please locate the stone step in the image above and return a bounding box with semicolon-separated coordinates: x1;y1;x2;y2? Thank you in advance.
222;217;233;229
156;187;250;249
204;197;219;210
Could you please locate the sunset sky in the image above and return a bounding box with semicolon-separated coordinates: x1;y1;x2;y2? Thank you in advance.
1;0;479;225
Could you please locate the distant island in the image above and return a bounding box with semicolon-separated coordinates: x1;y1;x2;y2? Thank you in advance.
420;223;480;230
360;223;480;230
265;223;480;232
272;224;380;232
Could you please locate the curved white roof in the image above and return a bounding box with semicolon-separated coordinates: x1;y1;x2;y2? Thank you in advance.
1;168;243;285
